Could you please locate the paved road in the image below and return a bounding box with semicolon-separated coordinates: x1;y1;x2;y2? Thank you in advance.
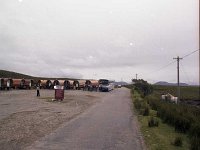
27;88;145;150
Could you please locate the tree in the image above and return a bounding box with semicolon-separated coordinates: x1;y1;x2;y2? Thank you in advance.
132;79;153;97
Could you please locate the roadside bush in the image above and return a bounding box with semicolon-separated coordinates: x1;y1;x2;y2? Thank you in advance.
143;105;150;116
133;79;153;97
148;117;159;127
134;98;142;110
174;116;190;133
189;123;200;150
173;137;183;147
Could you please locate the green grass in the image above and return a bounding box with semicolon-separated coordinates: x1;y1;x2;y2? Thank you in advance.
138;115;190;150
131;90;190;150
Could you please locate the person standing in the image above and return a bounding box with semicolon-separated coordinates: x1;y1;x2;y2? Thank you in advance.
37;85;40;97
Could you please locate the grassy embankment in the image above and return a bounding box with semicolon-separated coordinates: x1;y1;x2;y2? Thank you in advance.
132;89;190;150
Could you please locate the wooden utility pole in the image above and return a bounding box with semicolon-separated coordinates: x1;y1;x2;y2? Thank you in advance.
173;56;183;102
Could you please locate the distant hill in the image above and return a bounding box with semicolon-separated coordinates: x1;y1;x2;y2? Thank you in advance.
0;70;34;79
114;81;129;86
154;81;189;86
0;70;77;80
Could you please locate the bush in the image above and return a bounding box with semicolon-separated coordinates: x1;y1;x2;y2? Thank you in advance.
148;117;159;127
143;105;150;116
173;137;183;147
174;116;190;133
133;79;153;97
189;123;200;150
134;99;142;110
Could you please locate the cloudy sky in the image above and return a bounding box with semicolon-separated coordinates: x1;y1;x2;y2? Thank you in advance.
0;0;199;84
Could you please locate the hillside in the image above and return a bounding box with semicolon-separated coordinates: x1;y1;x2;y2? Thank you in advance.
0;70;34;79
154;81;189;86
0;70;77;80
114;81;129;86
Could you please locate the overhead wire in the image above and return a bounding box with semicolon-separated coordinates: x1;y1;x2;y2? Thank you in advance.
148;60;176;75
182;49;199;59
180;61;191;84
144;49;199;82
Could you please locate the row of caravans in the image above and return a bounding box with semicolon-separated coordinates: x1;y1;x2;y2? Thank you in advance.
38;79;100;90
0;78;100;91
0;78;34;90
0;78;115;91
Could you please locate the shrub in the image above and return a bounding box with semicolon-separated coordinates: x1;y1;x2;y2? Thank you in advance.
174;116;190;133
173;137;183;147
189;123;200;150
143;105;150;116
134;99;142;110
148;117;159;127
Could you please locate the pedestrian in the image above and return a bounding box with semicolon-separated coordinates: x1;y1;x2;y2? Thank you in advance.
37;85;40;97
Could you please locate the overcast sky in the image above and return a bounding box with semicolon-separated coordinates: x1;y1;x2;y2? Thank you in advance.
0;0;199;84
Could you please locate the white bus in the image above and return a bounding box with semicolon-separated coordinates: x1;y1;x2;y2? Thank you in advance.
99;79;114;92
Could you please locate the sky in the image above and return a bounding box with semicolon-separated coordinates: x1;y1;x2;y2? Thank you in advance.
0;0;199;84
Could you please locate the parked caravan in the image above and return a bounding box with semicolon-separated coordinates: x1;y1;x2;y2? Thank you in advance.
59;80;65;89
68;80;74;89
65;80;71;90
20;79;34;89
0;78;5;90
39;80;47;89
53;80;60;87
4;78;13;90
78;80;86;90
59;80;71;90
12;79;29;89
73;80;79;90
85;80;99;91
46;80;52;89
12;79;22;89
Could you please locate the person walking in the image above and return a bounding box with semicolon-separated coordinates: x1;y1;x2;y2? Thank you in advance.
37;85;40;97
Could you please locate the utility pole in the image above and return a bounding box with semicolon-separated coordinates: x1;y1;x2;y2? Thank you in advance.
199;49;200;100
173;56;183;102
136;74;138;80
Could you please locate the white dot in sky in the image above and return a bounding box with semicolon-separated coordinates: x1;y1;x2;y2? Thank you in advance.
18;0;23;2
88;55;94;59
129;43;133;46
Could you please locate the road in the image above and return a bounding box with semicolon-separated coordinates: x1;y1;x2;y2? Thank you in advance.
26;88;145;150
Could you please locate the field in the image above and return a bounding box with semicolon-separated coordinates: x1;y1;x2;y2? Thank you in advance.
153;85;200;101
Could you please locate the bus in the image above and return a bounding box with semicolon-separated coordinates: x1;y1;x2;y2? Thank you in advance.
99;79;114;92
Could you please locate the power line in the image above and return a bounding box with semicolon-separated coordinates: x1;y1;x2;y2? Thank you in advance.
148;60;176;75
180;61;191;84
147;49;199;75
182;49;199;58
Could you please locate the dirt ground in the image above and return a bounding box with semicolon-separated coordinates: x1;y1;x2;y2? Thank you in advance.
0;89;105;150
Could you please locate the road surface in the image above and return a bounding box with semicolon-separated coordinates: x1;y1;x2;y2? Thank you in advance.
26;88;145;150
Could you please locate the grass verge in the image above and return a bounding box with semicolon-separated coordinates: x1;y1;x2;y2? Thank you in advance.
132;90;190;150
